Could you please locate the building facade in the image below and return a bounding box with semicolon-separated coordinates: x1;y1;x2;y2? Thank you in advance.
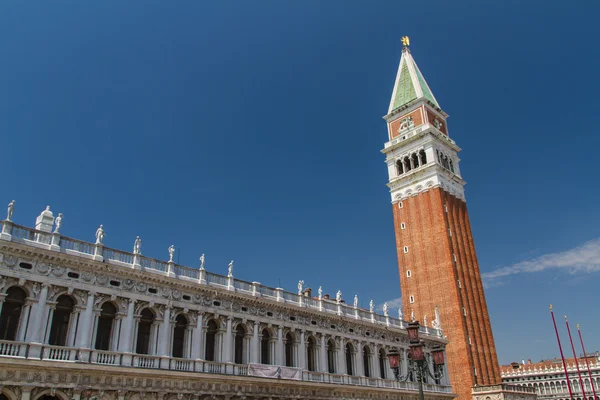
0;205;454;400
501;356;600;400
381;41;501;400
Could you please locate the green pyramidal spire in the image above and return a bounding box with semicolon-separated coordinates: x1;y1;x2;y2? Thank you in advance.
388;46;440;114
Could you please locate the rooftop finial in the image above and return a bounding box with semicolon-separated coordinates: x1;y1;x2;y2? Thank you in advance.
401;36;410;50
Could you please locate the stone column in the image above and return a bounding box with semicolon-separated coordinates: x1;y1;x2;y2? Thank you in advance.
319;334;328;373
277;326;284;366
191;312;204;360
337;337;346;374
223;316;233;363
298;330;306;370
251;321;260;364
76;292;95;349
21;387;33;400
158;305;172;358
26;283;49;358
356;342;364;376
373;346;381;379
119;300;135;365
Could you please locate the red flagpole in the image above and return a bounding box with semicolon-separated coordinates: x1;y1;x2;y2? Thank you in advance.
550;305;573;400
565;315;587;400
577;323;598;400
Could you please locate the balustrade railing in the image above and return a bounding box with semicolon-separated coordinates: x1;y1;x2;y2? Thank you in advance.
11;225;37;241
91;349;121;365
0;343;451;394
42;345;76;361
102;247;133;264
174;264;199;279
0;340;26;357
0;224;444;340
206;273;228;287
133;354;161;368
60;236;95;255
140;257;168;273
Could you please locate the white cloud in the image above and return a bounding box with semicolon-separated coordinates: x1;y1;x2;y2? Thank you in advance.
482;238;600;285
379;297;402;311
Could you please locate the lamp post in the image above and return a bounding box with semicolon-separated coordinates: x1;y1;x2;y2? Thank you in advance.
388;321;446;400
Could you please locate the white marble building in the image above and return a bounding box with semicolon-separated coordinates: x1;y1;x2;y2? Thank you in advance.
0;203;454;400
501;356;600;400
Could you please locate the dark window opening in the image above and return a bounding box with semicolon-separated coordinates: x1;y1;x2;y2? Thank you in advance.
205;319;218;361
363;346;371;377
261;329;271;364
19;262;32;270
48;295;74;346
172;314;187;358
346;343;354;376
327;339;336;373
95;302;116;350
0;286;26;341
135;308;154;354
379;349;387;379
419;149;427;165
307;337;316;372
148;288;158;294
285;332;294;367
234;324;245;364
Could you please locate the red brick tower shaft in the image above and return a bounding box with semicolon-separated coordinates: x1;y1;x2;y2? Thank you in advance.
382;42;501;400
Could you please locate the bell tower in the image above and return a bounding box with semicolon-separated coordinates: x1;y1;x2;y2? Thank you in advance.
382;39;501;400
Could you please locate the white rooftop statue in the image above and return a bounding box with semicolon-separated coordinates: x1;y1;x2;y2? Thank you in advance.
336;290;342;303
410;310;415;322
398;307;404;320
353;295;358;308
168;245;175;262
228;260;234;277
199;254;205;270
133;236;142;255
433;305;441;329
6;200;15;221
383;302;389;317
318;286;322;300
54;213;64;234
369;300;374;313
297;280;304;295
95;225;105;245
424;315;428;328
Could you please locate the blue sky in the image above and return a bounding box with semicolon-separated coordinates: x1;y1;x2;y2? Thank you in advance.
1;1;599;365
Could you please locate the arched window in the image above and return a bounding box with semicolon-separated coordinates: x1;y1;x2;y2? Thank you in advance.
449;159;455;173
234;324;245;364
379;348;386;379
285;332;294;367
95;302;117;350
136;308;155;355
172;314;188;358
49;295;74;346
327;339;336;373
363;345;371;377
404;157;412;172
396;159;404;175
205;319;218;361
307;336;316;372
411;153;420;169
419;149;427;165
0;286;27;341
346;343;354;376
261;329;271;365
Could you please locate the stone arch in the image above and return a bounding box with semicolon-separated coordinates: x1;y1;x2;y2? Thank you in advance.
0;387;18;400
32;389;70;400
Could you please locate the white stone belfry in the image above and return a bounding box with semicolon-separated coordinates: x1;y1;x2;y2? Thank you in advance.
35;206;54;232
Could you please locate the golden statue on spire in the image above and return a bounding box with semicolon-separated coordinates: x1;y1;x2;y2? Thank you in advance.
402;36;410;47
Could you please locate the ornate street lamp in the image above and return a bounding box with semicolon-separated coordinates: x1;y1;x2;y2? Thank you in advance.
387;321;446;400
